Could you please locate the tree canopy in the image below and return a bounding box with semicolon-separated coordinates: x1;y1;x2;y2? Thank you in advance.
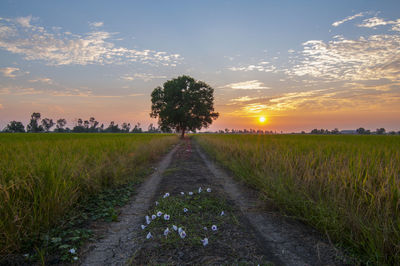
150;75;219;138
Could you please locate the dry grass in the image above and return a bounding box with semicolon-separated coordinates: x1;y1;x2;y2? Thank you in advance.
0;133;178;255
195;134;400;264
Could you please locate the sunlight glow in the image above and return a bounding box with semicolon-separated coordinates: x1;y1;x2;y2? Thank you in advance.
259;116;266;123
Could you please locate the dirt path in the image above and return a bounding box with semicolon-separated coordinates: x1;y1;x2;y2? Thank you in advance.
81;138;346;265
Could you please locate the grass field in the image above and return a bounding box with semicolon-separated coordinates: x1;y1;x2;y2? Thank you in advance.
0;133;178;257
195;134;400;264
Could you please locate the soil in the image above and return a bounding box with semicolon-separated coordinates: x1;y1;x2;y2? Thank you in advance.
81;138;348;265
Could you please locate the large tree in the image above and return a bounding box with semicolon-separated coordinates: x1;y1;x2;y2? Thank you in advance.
150;75;219;138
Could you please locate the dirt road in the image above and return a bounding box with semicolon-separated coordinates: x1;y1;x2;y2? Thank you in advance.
81;138;346;265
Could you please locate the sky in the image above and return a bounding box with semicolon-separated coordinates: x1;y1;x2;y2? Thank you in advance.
0;0;399;132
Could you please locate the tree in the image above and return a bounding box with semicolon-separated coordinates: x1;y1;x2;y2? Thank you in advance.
150;75;219;138
3;121;25;132
121;122;131;133
356;127;366;134
55;118;67;132
41;118;54;132
131;123;142;133
27;112;44;132
89;117;99;132
105;121;120;133
72;118;85;133
376;128;386;135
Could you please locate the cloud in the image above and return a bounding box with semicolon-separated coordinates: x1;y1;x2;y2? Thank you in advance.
221;80;270;90
332;12;366;27
228;61;276;72
229;96;259;102
89;21;104;27
121;73;167;82
29;77;53;84
288;49;295;53
0;16;183;66
288;34;400;81
0;86;42;95
358;16;400;31
0;67;19;77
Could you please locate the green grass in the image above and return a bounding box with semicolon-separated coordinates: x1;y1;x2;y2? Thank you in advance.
194;134;400;265
0;133;179;258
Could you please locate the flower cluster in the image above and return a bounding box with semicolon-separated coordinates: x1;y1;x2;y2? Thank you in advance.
142;188;224;247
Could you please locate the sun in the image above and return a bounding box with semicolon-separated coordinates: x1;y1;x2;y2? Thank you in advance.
259;116;266;123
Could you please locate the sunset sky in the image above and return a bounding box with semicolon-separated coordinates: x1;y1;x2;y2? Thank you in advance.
0;0;399;132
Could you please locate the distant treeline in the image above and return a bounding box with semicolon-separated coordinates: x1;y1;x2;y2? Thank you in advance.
2;112;399;135
204;127;400;135
2;112;166;133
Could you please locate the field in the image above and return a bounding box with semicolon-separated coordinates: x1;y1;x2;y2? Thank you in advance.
0;133;178;257
194;134;400;264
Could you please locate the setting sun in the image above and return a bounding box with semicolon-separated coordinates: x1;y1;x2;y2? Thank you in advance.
259;116;266;123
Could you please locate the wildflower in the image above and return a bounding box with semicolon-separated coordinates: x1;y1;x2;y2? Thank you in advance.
145;215;151;224
164;227;170;236
172;225;178;231
180;192;185;195
198;187;202;193
188;192;193;196
155;201;159;206
183;208;188;213
163;192;170;198
203;226;207;231
211;225;218;231
73;257;78;261
151;214;156;220
206;188;211;192
178;227;183;234
146;232;152;239
201;237;208;246
23;254;29;258
179;230;186;239
164;214;170;220
157;211;163;217
220;211;225;216
141;225;146;230
69;248;76;254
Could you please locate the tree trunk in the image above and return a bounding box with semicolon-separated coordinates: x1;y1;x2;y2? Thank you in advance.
180;128;185;139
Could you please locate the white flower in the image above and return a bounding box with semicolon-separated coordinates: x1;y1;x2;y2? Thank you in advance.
23;254;29;258
164;214;170;220
188;192;193;196
178;227;183;234
151;214;156;220
145;215;151;224
146;232;152;239
163;192;170;198
155;201;159;206
73;256;78;261
179;230;186;238
220;211;225;216
206;188;211;192
157;211;163;217
183;208;188;213
201;237;208;246
203;226;207;230
69;248;76;254
198;187;202;193
164;227;170;236
172;225;178;231
180;192;185;195
211;225;218;231
141;225;146;230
